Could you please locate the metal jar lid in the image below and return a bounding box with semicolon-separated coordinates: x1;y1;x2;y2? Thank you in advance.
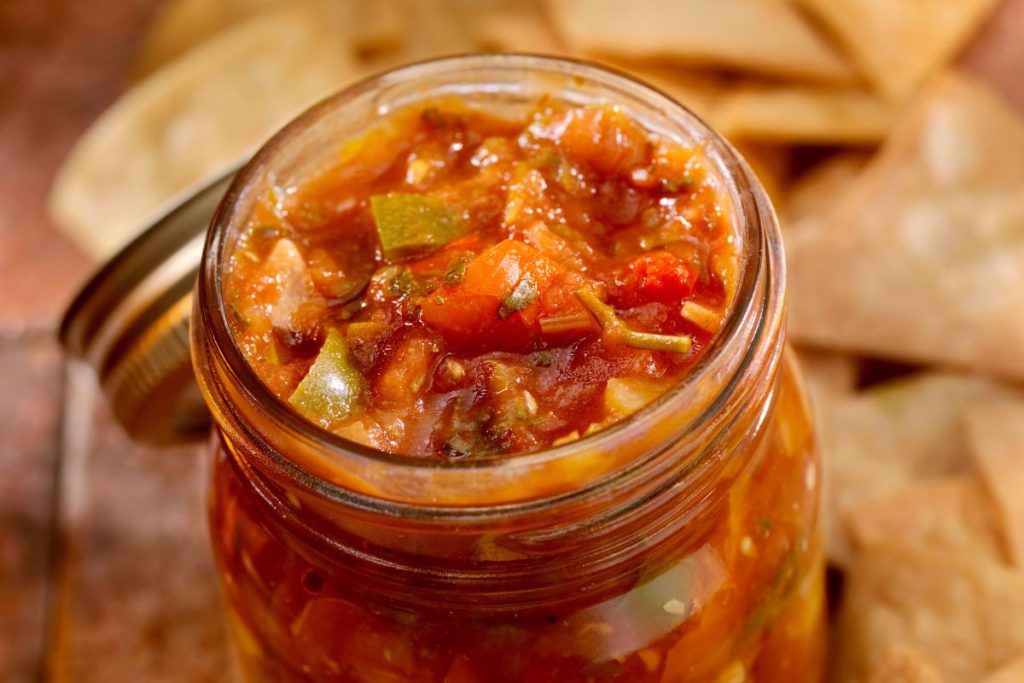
59;170;238;445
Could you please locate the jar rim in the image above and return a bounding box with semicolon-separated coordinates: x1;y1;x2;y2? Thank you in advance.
195;53;785;517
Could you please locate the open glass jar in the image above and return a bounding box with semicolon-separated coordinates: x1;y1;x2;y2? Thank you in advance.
191;55;823;683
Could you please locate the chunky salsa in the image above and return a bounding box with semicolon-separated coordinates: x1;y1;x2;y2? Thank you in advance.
203;76;823;683
224;97;737;458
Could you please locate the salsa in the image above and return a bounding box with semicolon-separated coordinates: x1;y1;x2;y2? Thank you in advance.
196;57;823;683
223;98;737;458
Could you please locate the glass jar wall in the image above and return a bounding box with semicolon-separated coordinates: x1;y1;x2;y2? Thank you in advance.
192;55;823;683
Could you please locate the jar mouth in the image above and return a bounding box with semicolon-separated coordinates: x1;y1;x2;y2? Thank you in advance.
196;54;785;516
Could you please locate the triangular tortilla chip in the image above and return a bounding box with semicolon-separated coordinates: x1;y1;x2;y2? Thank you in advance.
607;63;724;123
794;347;858;404
845;477;1005;563
837;545;1024;683
866;644;946;683
133;0;403;79
545;0;855;83
983;655;1024;683
730;142;790;206
797;0;999;98
132;0;279;78
783;151;871;228
788;73;1024;381
49;3;360;258
966;401;1024;567
712;83;900;145
816;372;1020;565
471;0;567;54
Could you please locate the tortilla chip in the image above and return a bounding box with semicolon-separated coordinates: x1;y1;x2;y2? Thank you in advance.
866;644;946;683
797;0;999;98
134;0;403;78
545;0;855;83
49;4;360;259
794;347;858;401
966;401;1024;567
132;0;279;79
972;556;1024;674
408;0;482;54
609;64;723;123
845;477;1006;563
726;142;789;207
983;655;1024;683
712;84;900;145
788;73;1024;381
782;151;871;228
816;372;1020;565
837;545;1024;682
838;547;985;682
474;2;566;54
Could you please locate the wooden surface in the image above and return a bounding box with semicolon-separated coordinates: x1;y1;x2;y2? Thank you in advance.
0;1;1022;680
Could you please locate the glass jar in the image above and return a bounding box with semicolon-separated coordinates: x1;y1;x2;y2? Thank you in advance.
191;55;823;683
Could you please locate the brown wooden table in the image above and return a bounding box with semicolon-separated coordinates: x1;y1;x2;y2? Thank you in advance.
1;1;1022;680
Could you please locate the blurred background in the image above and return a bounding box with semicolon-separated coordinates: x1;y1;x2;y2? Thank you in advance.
2;1;1024;681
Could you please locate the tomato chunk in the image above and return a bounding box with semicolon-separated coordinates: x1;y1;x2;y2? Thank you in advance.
555;105;650;176
619;251;697;306
420;239;595;350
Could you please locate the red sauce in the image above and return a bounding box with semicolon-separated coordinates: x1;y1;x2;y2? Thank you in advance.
224;98;737;458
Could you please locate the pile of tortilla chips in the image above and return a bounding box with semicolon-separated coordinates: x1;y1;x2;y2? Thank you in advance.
49;0;1024;680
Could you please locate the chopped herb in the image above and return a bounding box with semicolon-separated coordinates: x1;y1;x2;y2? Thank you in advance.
444;255;471;286
386;268;416;298
497;275;539;319
663;177;695;193
443;431;498;460
420;107;449;129
531;350;556;367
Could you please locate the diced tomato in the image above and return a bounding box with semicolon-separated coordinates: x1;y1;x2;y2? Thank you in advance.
374;331;439;406
420;239;595;350
405;234;487;276
443;655;485;683
618;251;697;306
555;105;650;176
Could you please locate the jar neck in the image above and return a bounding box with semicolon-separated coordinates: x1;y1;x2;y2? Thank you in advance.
191;53;787;544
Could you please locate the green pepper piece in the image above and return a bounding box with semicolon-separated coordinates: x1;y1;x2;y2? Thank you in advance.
288;330;365;427
370;193;467;256
497;275;539;319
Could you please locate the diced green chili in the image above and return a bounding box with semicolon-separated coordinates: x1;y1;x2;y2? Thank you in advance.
576;287;692;353
538;310;594;336
370;193;467;256
497;275;539;319
288;330;365;427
